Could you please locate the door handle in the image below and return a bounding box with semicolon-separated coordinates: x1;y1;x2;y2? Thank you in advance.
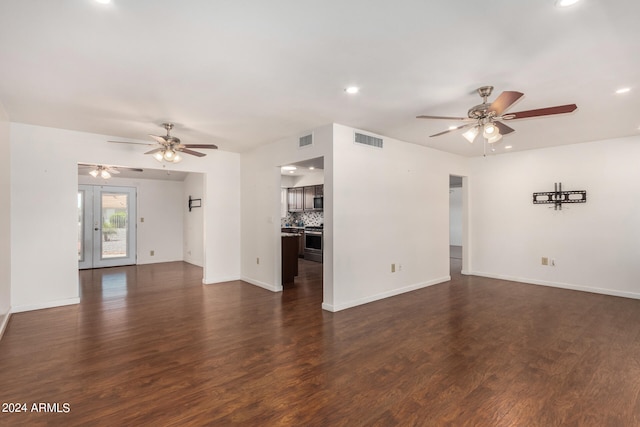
94;227;99;231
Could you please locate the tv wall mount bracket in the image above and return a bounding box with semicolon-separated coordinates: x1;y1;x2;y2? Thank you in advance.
533;182;586;210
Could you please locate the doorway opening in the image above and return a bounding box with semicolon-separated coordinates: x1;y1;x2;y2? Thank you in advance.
78;185;137;269
279;157;324;296
449;175;464;275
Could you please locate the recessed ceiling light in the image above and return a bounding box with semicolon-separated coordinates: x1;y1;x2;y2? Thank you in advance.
282;166;296;171
505;145;513;149
309;166;315;170
615;87;631;94
555;0;580;7
95;0;112;4
345;86;359;94
448;126;457;130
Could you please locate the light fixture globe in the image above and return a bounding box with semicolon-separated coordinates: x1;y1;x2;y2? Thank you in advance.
172;153;182;163
153;151;164;162
163;149;176;161
483;122;499;139
89;169;99;178
462;126;479;144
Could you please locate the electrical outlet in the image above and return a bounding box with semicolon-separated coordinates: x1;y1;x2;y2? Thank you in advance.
551;259;555;267
541;257;548;266
391;263;396;273
150;250;155;256
398;264;402;271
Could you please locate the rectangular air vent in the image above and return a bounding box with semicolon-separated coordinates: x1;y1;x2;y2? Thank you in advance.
299;134;313;148
354;132;383;149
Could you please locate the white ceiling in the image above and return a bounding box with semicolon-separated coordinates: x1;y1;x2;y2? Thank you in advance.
1;1;638;157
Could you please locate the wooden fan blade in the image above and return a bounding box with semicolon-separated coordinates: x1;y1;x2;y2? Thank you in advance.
503;104;577;120
120;167;144;172
180;148;207;157
494;121;516;135
183;144;219;149
144;148;163;155
148;134;168;144
489;91;524;116
108;140;154;146
417;115;472;121
430;123;475;137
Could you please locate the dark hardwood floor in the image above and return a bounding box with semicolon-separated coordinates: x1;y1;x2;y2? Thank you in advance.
1;258;640;426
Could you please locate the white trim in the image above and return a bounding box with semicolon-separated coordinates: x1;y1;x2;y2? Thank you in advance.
322;276;451;312
0;312;11;340
469;271;640;300
11;297;80;313
240;276;282;292
203;275;242;285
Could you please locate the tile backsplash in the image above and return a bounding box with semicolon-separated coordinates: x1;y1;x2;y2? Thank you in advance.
282;211;324;227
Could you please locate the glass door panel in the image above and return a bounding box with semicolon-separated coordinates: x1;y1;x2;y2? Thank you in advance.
78;185;137;269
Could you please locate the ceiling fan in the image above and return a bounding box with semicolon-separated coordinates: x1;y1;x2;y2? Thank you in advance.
417;86;577;147
109;123;218;163
78;163;143;179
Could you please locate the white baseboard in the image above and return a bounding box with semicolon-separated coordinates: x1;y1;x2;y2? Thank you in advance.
323;276;451;312
0;311;11;340
203;275;241;285
240;276;282;292
469;271;640;300
11;297;80;313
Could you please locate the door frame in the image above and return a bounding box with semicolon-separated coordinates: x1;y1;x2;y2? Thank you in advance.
78;184;137;269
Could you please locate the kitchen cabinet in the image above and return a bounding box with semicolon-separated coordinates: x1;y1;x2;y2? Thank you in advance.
287;187;304;212
303;186;316;211
289;185;323;212
281;234;299;285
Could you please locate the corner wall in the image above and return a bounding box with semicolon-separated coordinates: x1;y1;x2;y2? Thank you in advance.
329;124;469;310
0;101;10;336
469;136;640;298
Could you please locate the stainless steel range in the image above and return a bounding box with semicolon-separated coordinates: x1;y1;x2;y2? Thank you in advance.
304;226;323;262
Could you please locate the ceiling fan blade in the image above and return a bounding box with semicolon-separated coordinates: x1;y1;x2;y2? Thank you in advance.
183;144;219;149
430;123;475;137
494;121;516;135
488;91;524;116
119;167;144;172
503;104;577;120
144;148;163;155
108;140;154;146
417;115;472;121
107;168;121;174
180;148;207;157
148;134;169;144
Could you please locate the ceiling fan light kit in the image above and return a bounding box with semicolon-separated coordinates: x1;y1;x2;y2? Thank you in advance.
417;85;577;153
108;122;218;163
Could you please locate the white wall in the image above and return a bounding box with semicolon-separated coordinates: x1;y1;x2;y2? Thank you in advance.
78;175;185;264
469;136;640;299
183;173;204;267
10;123;240;312
330;124;468;310
449;187;463;246
0;101;11;335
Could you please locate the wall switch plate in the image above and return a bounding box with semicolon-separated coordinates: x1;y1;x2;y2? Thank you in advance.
257;257;260;265
391;263;396;273
541;257;548;265
140;217;144;223
150;250;155;256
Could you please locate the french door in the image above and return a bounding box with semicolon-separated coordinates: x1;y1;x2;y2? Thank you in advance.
78;185;137;269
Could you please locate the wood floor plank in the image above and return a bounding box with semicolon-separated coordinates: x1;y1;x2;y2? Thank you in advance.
1;259;639;426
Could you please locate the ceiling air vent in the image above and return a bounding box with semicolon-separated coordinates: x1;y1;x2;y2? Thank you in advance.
299;134;313;148
354;132;383;149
